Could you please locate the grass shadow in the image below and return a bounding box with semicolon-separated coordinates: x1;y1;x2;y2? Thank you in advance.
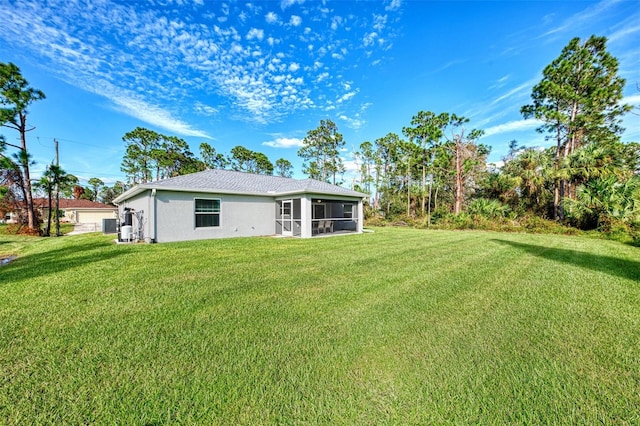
0;238;132;284
492;239;640;283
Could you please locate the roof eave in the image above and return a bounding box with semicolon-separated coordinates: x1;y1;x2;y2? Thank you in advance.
113;185;151;204
276;189;366;198
114;185;279;202
113;183;367;204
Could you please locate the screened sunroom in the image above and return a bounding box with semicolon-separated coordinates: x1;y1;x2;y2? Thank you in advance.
275;197;362;238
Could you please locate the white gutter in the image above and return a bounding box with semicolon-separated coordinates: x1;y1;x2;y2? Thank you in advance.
114;185;366;201
150;188;157;243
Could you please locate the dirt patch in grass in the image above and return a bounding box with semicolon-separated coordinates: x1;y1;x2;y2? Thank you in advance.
1;255;17;266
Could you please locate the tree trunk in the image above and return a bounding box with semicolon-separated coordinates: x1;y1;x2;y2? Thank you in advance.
45;188;52;236
553;113;562;221
553;182;560;220
373;165;380;209
421;164;426;216
558;180;565;221
454;138;463;215
55;186;61;237
434;184;439;214
18;113;38;231
406;157;411;217
322;152;327;182
427;175;433;227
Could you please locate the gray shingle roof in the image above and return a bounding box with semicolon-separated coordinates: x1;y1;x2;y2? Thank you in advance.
115;169;366;203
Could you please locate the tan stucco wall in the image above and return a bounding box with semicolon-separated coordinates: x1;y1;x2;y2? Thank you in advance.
73;209;118;224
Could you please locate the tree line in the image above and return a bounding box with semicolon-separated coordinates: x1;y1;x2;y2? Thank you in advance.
2;35;638;239
119;127;294;185
351;36;638;239
120;116;348;186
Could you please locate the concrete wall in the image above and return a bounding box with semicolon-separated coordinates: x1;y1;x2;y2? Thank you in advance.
153;191;275;243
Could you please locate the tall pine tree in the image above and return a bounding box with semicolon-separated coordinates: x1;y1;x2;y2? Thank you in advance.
298;119;345;184
521;36;631;220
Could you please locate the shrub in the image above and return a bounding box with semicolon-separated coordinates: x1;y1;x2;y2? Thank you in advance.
3;223;41;236
467;198;512;219
518;215;581;235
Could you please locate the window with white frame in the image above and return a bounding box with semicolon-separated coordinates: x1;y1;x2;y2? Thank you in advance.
343;203;354;218
195;198;220;227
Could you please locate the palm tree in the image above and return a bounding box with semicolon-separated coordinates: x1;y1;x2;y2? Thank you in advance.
566;143;621;189
565;175;640;230
39;165;71;236
502;148;553;216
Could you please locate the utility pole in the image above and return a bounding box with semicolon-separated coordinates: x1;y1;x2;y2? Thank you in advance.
54;139;61;236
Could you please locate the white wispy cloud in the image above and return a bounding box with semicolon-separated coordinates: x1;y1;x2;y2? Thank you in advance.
316;72;329;82
363;32;378;47
246;28;264;40
331;16;343;31
385;0;401;12
489;79;536;107
194;102;219;116
374;14;386;29
108;89;211;138
489;74;511;90
431;59;467;74
281;0;305;10
262;137;304;148
265;12;279;24
339;114;365;130
342;158;360;173
337;91;357;103
0;0;402;127
338;101;371;130
608;13;640;43
483;119;542;137
540;0;621;38
623;94;640;105
0;2;213;138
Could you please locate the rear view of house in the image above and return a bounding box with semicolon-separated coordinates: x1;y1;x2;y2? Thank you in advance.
113;169;366;243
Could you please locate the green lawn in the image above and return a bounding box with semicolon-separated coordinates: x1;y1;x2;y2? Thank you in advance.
1;228;639;424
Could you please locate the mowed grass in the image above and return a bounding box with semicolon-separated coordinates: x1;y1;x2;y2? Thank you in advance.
1;228;639;424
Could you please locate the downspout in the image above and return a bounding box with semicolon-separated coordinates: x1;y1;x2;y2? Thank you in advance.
149;188;157;243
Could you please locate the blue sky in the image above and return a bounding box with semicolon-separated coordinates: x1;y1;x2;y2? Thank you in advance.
1;0;639;186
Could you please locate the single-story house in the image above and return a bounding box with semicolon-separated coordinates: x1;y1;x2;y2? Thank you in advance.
1;211;18;224
112;169;367;243
32;198;118;228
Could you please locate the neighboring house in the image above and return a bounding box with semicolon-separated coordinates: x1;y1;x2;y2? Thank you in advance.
113;169;367;243
32;198;118;227
1;211;18;224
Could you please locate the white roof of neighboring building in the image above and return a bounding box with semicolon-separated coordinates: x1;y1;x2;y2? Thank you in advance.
114;169;366;204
